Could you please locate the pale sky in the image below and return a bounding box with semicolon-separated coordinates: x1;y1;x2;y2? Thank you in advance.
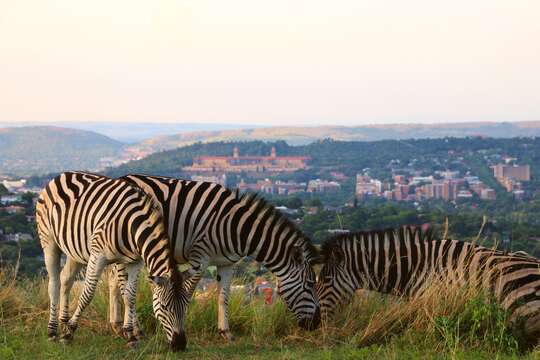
1;0;539;126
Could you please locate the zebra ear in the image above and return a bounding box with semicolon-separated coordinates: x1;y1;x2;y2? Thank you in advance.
329;247;344;265
149;275;170;287
180;269;192;282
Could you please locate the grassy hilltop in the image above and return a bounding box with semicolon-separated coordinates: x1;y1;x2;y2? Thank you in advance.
1;266;538;360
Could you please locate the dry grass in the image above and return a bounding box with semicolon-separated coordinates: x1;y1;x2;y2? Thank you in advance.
1;264;538;359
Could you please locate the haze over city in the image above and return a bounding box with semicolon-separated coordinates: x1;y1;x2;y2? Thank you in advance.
1;0;539;126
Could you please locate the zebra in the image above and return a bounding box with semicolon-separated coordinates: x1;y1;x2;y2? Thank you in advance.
316;226;540;345
36;172;190;351
108;174;321;340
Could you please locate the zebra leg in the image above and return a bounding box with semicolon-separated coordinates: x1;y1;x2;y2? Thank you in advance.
216;265;235;341
182;255;209;293
121;261;143;348
108;264;124;337
108;264;145;340
43;244;61;341
184;271;203;296
133;312;145;340
61;253;108;343
59;258;83;326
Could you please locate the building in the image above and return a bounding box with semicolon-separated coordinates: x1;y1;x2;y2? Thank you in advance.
393;174;407;184
274;181;306;195
327;229;350;235
457;190;473;199
513;190;525;200
307;179;341;193
183;147;309;173
410;176;434;185
492;164;530;182
274;206;299;216
190;174;227;186
492;163;530;193
237;178;275;194
2;179;26;192
438;170;460;179
3;205;25;214
1;233;32;242
480;188;497;200
355;175;382;198
0;194;22;205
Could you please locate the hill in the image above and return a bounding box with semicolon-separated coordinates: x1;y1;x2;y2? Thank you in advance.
0;126;124;177
133;121;540;153
0;122;258;143
107;137;540;181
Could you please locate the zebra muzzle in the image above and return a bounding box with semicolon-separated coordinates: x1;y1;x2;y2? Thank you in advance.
170;331;187;352
298;307;321;331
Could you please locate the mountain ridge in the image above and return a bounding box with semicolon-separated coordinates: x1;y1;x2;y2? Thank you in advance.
132;121;540;152
2;121;540;177
0;126;124;177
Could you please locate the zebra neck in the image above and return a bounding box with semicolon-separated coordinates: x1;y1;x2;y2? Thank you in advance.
252;234;303;278
214;194;309;276
136;231;173;278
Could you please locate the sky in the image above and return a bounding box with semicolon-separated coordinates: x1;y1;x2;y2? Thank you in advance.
1;0;539;126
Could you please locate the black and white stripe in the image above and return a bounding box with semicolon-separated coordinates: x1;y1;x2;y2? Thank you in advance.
36;172;189;351
108;174;320;339
316;226;540;344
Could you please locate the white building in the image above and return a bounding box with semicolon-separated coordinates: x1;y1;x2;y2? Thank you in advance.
0;194;22;204
307;179;341;193
2;179;26;192
190;174;227;186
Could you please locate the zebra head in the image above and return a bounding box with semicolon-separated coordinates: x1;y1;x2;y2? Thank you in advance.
276;243;321;330
149;269;190;351
316;241;356;319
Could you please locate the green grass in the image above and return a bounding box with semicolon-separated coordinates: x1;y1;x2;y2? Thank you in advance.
2;319;536;360
1;268;539;359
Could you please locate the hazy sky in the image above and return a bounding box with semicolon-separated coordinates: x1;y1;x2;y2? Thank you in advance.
1;0;539;126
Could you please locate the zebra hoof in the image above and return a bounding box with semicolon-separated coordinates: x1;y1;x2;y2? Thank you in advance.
47;333;57;342
60;333;73;344
110;322;124;337
219;329;235;342
126;339;139;349
134;329;146;340
122;327;135;340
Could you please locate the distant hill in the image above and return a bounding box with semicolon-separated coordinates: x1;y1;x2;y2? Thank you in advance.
133;121;540;153
106;137;540;185
0;126;124;176
0;122;259;143
3;121;540;177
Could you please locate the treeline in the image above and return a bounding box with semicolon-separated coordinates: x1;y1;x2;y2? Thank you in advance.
294;199;540;257
105;137;540;182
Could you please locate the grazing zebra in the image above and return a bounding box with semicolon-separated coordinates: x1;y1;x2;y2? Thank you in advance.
36;172;190;351
108;174;320;340
316;226;540;344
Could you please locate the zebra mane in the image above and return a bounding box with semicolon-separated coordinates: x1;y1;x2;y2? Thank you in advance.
237;191;318;263
125;181;163;220
129;183;182;277
320;225;433;262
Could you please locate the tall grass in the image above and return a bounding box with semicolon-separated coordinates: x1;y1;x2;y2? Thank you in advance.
1;265;538;359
